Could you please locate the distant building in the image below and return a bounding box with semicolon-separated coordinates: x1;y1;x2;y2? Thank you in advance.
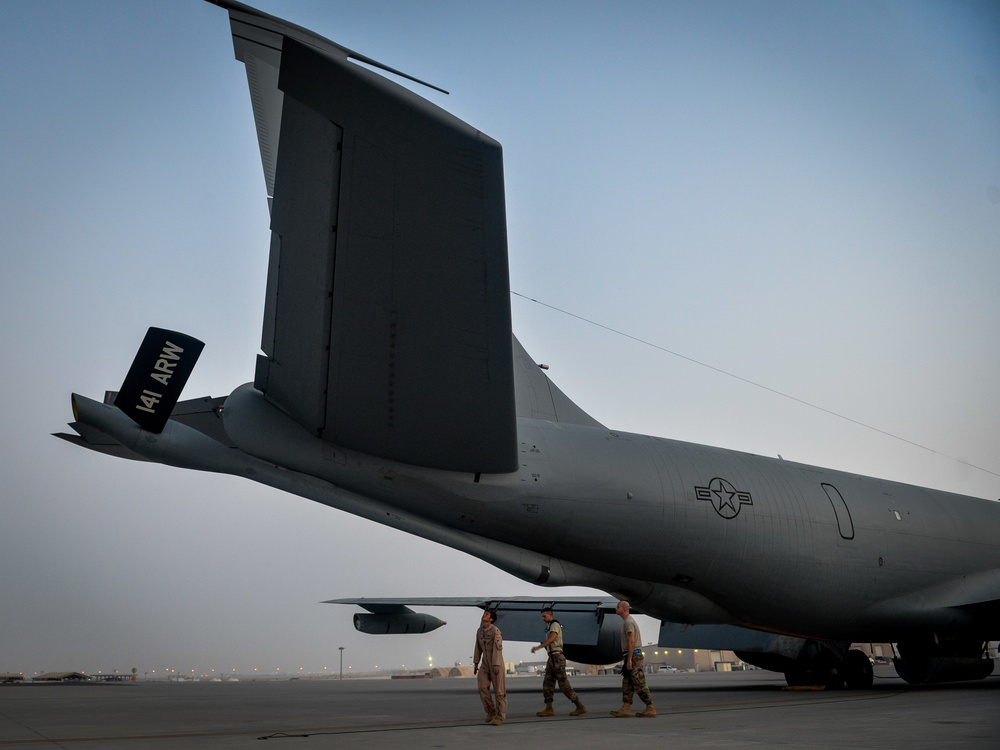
1;673;25;684
643;648;743;672
92;673;135;683
429;666;475;678
646;642;896;672
32;672;90;682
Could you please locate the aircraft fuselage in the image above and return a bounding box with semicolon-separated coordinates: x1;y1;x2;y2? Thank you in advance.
71;378;999;649
218;382;1000;645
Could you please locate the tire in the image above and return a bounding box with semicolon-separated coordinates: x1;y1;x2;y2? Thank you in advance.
842;649;874;689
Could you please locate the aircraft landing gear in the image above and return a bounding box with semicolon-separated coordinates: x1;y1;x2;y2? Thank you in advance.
782;647;872;689
739;641;875;690
842;648;874;689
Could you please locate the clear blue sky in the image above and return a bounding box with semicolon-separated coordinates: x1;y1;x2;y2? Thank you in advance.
2;0;998;677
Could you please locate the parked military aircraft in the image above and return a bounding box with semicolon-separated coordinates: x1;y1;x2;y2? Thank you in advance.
56;0;999;689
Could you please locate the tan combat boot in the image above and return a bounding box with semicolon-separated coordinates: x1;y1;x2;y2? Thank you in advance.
635;703;657;718
610;704;632;717
491;716;504;726
484;712;495;723
569;700;587;716
536;703;555;717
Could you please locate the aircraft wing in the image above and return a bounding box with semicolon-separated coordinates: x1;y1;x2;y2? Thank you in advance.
328;596;619;614
328;596;624;662
215;0;517;474
327;596;852;669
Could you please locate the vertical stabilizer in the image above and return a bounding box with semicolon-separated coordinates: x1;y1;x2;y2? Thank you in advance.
220;2;517;473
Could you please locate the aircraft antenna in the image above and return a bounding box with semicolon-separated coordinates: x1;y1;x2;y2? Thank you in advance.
511;290;1000;481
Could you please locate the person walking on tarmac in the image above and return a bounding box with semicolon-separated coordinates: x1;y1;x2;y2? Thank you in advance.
531;607;587;716
611;600;656;717
474;609;507;726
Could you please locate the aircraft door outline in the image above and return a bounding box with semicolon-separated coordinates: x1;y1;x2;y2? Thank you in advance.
821;483;855;540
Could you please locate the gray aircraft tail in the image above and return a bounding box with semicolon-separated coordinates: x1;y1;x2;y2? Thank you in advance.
220;0;516;474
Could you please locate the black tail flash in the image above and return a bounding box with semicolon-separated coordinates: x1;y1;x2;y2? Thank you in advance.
113;328;204;433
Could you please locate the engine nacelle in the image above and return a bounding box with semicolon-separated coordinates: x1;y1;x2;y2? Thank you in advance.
486;603;624;665
892;639;995;684
353;612;446;635
561;615;624;665
893;656;995;684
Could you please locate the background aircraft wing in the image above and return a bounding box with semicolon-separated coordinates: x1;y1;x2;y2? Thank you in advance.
327;595;619;611
216;1;517;474
328;596;624;662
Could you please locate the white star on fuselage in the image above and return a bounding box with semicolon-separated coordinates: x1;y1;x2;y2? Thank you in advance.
712;484;737;513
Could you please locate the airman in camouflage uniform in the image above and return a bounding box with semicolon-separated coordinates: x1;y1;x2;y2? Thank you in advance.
611;600;656;718
530;608;586;716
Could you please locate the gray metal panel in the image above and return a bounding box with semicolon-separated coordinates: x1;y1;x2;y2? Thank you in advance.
657;622;795;652
263;93;342;431
169;395;235;447
249;37;515;472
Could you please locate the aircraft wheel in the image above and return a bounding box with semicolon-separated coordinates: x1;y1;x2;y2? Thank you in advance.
842;649;874;689
814;651;845;690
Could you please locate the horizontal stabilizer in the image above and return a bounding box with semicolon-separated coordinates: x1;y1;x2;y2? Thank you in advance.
55;392;231;459
113;328;204;433
52;427;147;461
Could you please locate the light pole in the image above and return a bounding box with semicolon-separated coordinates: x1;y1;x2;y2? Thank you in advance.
339;647;345;680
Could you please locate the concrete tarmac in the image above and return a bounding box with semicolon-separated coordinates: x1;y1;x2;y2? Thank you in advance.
2;668;998;749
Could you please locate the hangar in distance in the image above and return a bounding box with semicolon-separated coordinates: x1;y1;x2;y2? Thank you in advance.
56;0;999;689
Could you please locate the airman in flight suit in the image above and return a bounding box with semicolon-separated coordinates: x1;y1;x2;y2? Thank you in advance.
474;609;507;726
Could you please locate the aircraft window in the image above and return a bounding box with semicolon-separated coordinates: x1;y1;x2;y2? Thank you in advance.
821;483;855;540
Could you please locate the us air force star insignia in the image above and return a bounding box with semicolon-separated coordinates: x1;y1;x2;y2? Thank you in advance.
695;478;753;519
